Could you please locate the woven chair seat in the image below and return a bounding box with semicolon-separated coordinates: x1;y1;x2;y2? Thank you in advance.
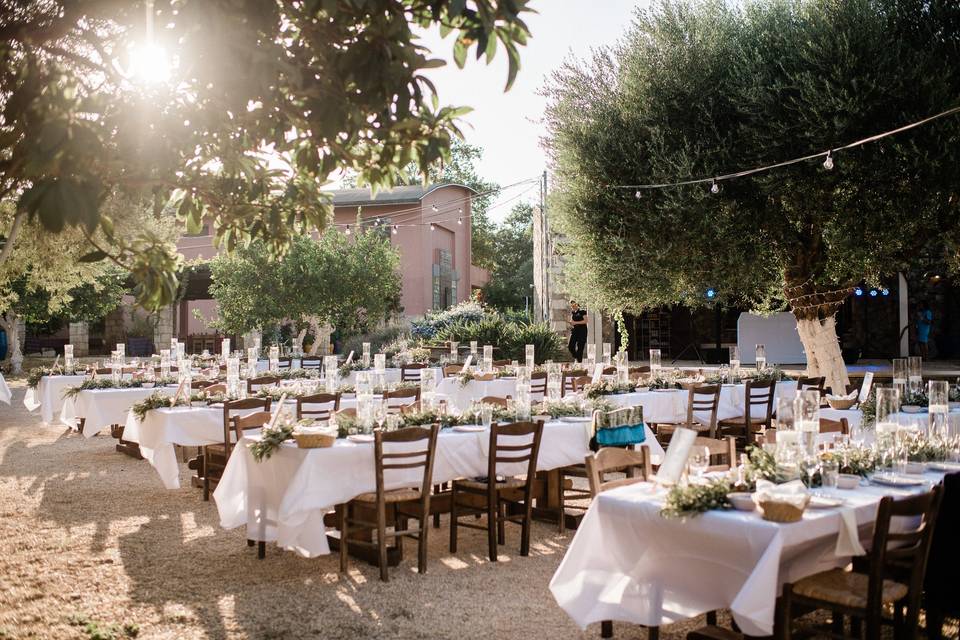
455;477;527;491
792;568;908;608
353;488;422;503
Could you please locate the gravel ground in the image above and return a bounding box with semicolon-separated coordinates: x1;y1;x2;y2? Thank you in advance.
0;377;953;640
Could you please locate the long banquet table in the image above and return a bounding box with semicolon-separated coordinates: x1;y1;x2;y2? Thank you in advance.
550;469;948;637
214;420;665;558
23;374;87;423
61;386;178;437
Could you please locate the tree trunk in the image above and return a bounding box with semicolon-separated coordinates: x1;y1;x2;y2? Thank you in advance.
794;314;848;394
1;311;23;374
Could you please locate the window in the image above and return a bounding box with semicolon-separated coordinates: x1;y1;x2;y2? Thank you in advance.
432;249;459;309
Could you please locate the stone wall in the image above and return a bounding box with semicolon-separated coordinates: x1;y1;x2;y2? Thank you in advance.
68;322;89;357
152;306;175;351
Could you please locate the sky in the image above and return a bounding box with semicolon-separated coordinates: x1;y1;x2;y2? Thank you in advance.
417;1;645;221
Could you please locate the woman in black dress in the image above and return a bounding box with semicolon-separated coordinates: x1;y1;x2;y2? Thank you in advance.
567;300;588;362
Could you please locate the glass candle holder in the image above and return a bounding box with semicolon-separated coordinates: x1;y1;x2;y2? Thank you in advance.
729;346;740;379
907;356;923;394
470;341;478;355
525;344;535;369
891;358;907;396
374;353;386;373
794;389;820;432
875;387;901;449
755;344;766;371
586;344;597;365
649;349;661;375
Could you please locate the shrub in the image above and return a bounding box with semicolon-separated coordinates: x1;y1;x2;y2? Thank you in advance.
411;300;488;339
434;317;517;355
341;323;411;357
509;322;564;364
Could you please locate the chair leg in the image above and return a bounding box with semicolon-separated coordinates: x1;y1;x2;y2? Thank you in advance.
520;491;532;557
433;483;442;529
257;541;265;559
780;585;792;640
339;504;349;574
497;500;506;546
418;514;428;575
449;485;458;553
202;457;210;501
487;493;498;562
557;472;565;534
706;611;717;626
600;620;613;638
831;613;844;636
377;500;389;582
647;626;658;640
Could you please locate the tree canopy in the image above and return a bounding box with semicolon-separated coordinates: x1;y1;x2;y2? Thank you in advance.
483;202;534;310
543;0;960;390
208;229;402;341
0;0;532;309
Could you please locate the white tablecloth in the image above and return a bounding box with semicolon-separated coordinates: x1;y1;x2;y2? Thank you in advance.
435;377;521;410
550;471;943;636
819;407;960;436
214;420;663;558
23;375;87;423
61;386;178;437
0;373;10;405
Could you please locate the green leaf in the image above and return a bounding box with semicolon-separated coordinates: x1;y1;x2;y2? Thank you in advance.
78;250;109;263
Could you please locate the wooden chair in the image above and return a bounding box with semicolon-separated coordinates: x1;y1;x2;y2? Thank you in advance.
276;357;292;370
692;436;737;472
781;487;943;640
334;407;357;419
442;364;462;378
492;359;512;367
400;363;427;382
798;375;826;393
479;395;510;408
383;387;421;412
247;375;279;394
602;366;617;375
300;356;322;370
570;375;593;394
654;384;721;441
296;392;340;421
629;365;651;376
339;424;440;582
819;417;849;435
717;379;776;447
585;446;653;496
204;383;227;395
191;379;215;390
529;371;547;399
450;420;544;562
561;369;587;396
203;397;271;501
399;402;420;415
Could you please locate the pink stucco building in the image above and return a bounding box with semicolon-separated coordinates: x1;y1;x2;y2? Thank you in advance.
175;183;487;338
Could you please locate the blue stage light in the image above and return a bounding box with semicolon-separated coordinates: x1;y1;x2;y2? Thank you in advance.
854;287;863;296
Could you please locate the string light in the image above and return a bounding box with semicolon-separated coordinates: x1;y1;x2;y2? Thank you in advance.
431;204;438;212
344;226;351;235
457;217;462;225
392;225;398;235
634;190;642;199
609;105;960;193
429;223;436;231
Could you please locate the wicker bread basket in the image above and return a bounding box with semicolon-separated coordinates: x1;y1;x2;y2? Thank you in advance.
827;397;857;410
758;495;810;523
294;429;337;449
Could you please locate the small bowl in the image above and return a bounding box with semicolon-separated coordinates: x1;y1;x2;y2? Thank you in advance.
837;474;861;490
727;492;756;512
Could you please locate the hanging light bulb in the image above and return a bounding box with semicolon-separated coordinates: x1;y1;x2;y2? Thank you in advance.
392;225;398;235
823;151;834;170
457;217;462;225
710;180;720;194
429;223;436;231
344;226;352;235
634;190;642;199
431;204;438;212
458;207;463;214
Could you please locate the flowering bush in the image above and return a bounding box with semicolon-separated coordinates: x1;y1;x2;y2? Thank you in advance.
411;300;488;339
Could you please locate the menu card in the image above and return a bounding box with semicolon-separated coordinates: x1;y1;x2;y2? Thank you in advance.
654;427;697;486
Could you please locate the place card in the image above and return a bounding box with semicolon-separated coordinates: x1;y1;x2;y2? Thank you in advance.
591;363;604;384
461;355;473;371
654;427;697;486
345;350;354;365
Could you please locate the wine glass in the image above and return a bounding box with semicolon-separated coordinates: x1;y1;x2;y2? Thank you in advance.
800;455;820;490
688;446;710;482
373;400;387;432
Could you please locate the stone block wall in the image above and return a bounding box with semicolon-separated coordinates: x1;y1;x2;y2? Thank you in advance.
68;322;89;356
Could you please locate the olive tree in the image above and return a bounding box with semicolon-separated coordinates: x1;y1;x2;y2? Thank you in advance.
543;0;960;392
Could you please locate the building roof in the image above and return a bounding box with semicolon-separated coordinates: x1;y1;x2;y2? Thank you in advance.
329;183;477;207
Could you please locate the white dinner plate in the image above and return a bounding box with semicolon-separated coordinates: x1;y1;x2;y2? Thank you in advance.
869;473;926;487
927;461;960;472
452;425;486;432
347;434;374;443
808;496;844;509
558;416;591;423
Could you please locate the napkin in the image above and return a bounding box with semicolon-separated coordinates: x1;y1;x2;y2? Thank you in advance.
835;506;867;556
825;389;857;401
755;479;809;509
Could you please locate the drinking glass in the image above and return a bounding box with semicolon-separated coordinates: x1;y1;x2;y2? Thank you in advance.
481;404;494;429
470;341;478;355
755;344;766;371
586;344;597;366
373;400;387;431
794;389;820;432
602;343;612;366
688;447;710;481
649;349;661;376
718;364;729;383
800;455;820;489
929;380;949;414
820;458;840;489
775;396;795;430
907;356;923;394
525;344;536;370
449;341;459;363
875;387;900;452
729;345;740;379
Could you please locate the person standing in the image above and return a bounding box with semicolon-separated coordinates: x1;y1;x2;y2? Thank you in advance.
567;300;588;362
916;302;933;357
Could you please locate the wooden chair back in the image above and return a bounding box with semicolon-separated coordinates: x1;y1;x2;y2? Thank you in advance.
204;383;227;395
686;384;722;437
692;435;737;472
231;411;273;443
744;379;776;438
601;366;617;375
374;424;440;499
400;363;427;382
276;357;293;370
819;417;849;435
529;371;548;397
629;365;651;376
562;369;587;396
383;387;421;411
247;375;279;393
297;392;340;421
487;421;544;491
797;376;826;393
301;356;322;370
192;379;215;390
492;359;512;367
480;395;510;408
585;446;653;497
865;487;943;623
443;364;462;377
570;375;593;394
335;407;357;419
222;397;271;453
